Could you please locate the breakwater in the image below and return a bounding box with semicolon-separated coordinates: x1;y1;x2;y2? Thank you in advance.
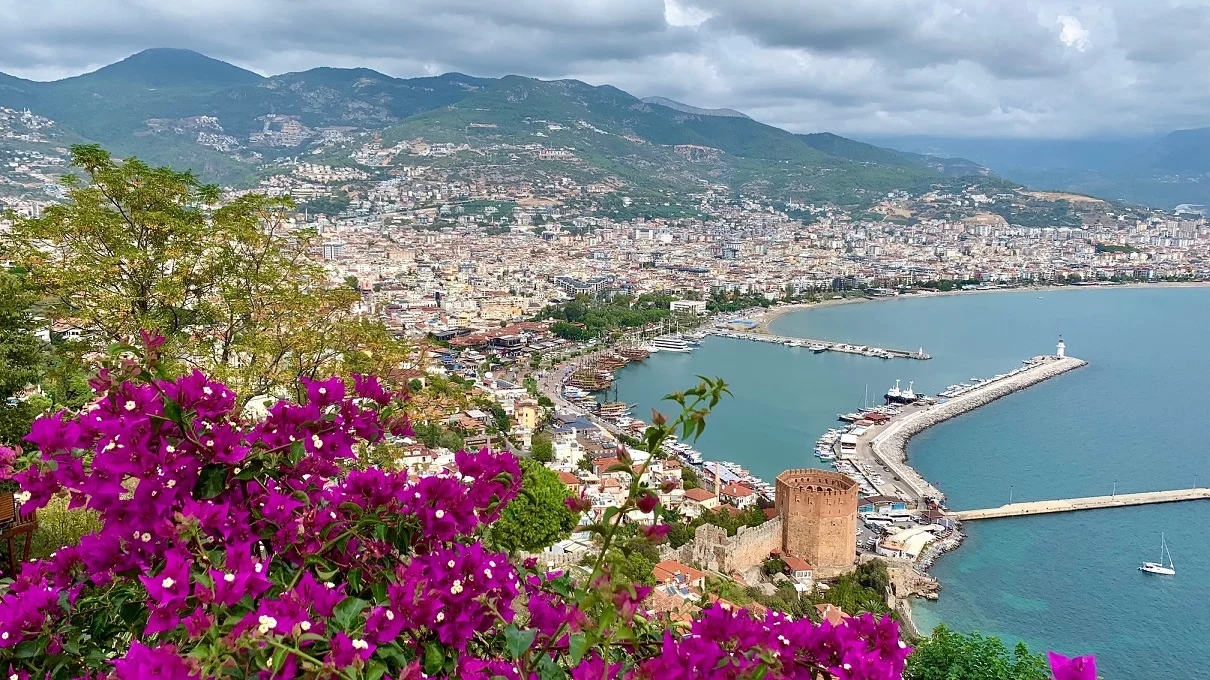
951;487;1210;520
869;356;1088;502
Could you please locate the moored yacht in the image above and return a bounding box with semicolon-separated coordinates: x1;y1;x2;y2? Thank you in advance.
1139;533;1176;575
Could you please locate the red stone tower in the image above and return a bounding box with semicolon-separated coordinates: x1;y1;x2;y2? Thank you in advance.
775;468;859;569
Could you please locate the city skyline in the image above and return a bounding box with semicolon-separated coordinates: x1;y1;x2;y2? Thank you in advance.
2;0;1207;139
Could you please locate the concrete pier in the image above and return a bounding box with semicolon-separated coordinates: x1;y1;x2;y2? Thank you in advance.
867;355;1088;502
707;330;931;360
951;488;1210;520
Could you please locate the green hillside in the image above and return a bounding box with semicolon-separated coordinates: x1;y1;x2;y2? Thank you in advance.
0;49;991;200
382;77;954;204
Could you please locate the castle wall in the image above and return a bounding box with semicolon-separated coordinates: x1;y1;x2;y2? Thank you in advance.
665;517;782;574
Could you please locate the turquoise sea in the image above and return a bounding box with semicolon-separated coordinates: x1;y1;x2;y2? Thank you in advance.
608;287;1210;678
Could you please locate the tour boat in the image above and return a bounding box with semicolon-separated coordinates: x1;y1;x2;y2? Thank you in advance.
649;335;694;352
1139;532;1176;575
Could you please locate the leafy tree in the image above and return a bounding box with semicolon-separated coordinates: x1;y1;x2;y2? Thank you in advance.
530;432;554;463
550;321;592;342
523;376;539;395
763;556;788;576
667;522;696;549
437;430;465;452
537;395;554;408
7;145;409;402
681;465;702;490
906;626;1050;680
616;538;660;587
491;459;577;552
0;272;46;446
854;559;890;596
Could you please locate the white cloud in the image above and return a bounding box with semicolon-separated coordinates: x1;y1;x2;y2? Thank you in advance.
1058;15;1091;52
0;0;1206;138
664;0;711;27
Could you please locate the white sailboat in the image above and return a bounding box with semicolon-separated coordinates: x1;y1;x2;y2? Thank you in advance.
1138;532;1176;575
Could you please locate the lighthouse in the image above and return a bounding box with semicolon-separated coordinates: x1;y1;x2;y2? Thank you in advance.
1056;337;1066;359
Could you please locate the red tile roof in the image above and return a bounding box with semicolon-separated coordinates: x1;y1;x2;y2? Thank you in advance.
721;483;755;497
683;488;716;503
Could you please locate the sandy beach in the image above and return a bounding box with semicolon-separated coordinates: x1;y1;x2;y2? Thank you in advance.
747;281;1210;334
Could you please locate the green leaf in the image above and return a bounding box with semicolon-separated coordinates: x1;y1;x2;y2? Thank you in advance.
504;624;538;659
119;601;143;625
14;640;40;658
366;659;389;680
568;632;589;665
333;596;369;629
234;461;260;480
163;399;183;423
423;641;445;676
537;656;569;680
192;463;228;500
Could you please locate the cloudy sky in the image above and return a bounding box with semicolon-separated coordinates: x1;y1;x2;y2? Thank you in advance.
1;0;1206;138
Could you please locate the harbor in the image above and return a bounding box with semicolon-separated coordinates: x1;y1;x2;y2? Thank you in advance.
793;341;1094;573
707;328;932;360
866;349;1089;504
602;288;1210;676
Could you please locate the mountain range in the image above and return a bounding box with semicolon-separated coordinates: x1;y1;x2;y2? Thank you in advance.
0;48;1008;204
872;132;1210;210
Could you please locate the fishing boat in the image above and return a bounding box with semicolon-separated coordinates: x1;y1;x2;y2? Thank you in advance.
1139;532;1176;575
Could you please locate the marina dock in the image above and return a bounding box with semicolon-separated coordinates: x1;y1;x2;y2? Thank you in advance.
707;329;931;360
951;488;1210;520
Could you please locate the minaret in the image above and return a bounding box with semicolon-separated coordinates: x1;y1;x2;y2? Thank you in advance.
1056;337;1066;359
714;462;721;501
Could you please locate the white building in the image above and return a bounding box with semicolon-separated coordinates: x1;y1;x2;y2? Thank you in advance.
670;299;709;315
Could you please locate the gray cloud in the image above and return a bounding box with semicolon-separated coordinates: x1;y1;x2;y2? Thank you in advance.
0;0;1205;138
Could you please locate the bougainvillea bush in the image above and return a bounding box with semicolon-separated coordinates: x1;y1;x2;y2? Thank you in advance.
0;335;1076;679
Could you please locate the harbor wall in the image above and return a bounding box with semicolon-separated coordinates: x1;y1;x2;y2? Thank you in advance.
951;487;1210;520
870;356;1088;500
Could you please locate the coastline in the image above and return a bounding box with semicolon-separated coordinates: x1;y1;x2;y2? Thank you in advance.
749;281;1210;334
872;357;1089;630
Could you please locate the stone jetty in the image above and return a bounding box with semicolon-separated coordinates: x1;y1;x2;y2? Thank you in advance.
869;355;1088;501
951;487;1210;520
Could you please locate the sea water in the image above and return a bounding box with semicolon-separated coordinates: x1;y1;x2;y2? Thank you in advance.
608;287;1210;677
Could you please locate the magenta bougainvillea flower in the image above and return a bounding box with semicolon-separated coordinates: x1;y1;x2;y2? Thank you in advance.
1048;651;1097;680
0;336;1050;680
